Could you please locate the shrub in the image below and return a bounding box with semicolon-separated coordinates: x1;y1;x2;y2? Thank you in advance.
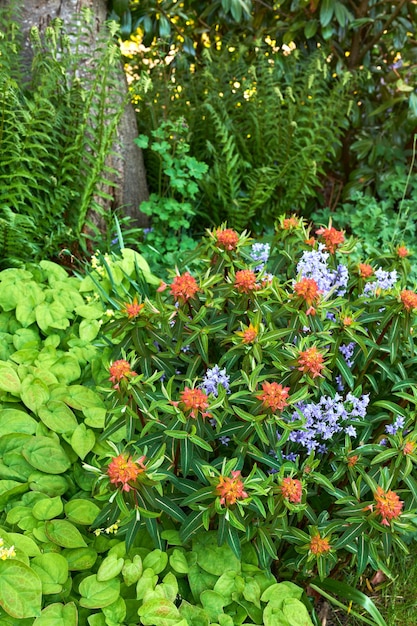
89;217;417;599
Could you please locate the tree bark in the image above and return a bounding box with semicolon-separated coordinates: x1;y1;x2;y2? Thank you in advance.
3;0;149;229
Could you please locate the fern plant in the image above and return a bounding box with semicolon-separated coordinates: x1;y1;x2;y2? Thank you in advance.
136;41;352;231
192;46;352;229
0;8;126;266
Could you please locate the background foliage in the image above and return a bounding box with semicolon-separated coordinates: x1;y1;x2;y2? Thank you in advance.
0;9;126;266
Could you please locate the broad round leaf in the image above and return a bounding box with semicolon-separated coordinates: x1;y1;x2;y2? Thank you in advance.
38;401;78;434
31;553;69;595
70;424;96;460
78;574;120;609
0;364;21;393
45;520;87;548
20;378;50;413
33;602;78;626
64;499;101;525
22;437;70;474
0;409;37;437
0;559;42;619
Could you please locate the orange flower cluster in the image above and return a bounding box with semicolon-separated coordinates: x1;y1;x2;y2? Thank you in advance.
280;477;302;504
256;381;290;412
122;296;144;319
316;226;344;253
293;277;321;306
297;347;325;378
179;387;210;419
107;454;146;492
403;441;415;455
310;533;331;556
170;272;199;302
109;360;137;389
237;323;258;344
374;486;403;526
216;470;248;506
400;289;417;311
397;246;410;258
347;454;359;468
282;216;299;230
234;269;258;294
216;228;239;250
358;263;373;278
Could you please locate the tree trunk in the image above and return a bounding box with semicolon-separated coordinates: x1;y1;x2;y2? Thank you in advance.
3;0;149;229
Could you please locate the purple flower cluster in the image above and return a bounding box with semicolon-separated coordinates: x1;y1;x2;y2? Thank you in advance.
362;268;398;296
200;365;230;397
385;415;405;436
250;243;270;271
339;342;356;367
287;392;370;453
336;343;356;391
296;244;349;297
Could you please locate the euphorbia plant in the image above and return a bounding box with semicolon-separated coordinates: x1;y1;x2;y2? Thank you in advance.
89;217;417;586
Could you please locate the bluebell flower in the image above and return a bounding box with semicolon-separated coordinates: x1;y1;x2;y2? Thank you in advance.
296;245;348;297
385;415;405;435
200;365;230;397
339;342;356;367
362;268;398;296
250;243;270;271
219;436;230;446
283;452;298;462
287;392;369;453
345;425;357;437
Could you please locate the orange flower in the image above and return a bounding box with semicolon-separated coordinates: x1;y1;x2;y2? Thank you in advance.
170;272;199;302
237;323;258;344
109;360;137;389
400;289;417;311
358;263;373;278
374;486;403;526
179;387;210;419
256;381;290;412
280;477;302;503
215;470;248;506
316;226;344;253
297;347;325;378
282;216;299;230
216;228;239;250
234;269;258;294
397;245;410;258
347;454;359;467
294;278;321;306
107;454;146;492
122;297;144;319
403;441;415;455
304;237;316;246
309;533;331;556
342;316;353;326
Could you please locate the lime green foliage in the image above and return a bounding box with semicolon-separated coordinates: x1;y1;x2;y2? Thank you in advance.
0;527;314;624
0;261;106;620
137;46;351;230
0;10;126;265
134;119;208;273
